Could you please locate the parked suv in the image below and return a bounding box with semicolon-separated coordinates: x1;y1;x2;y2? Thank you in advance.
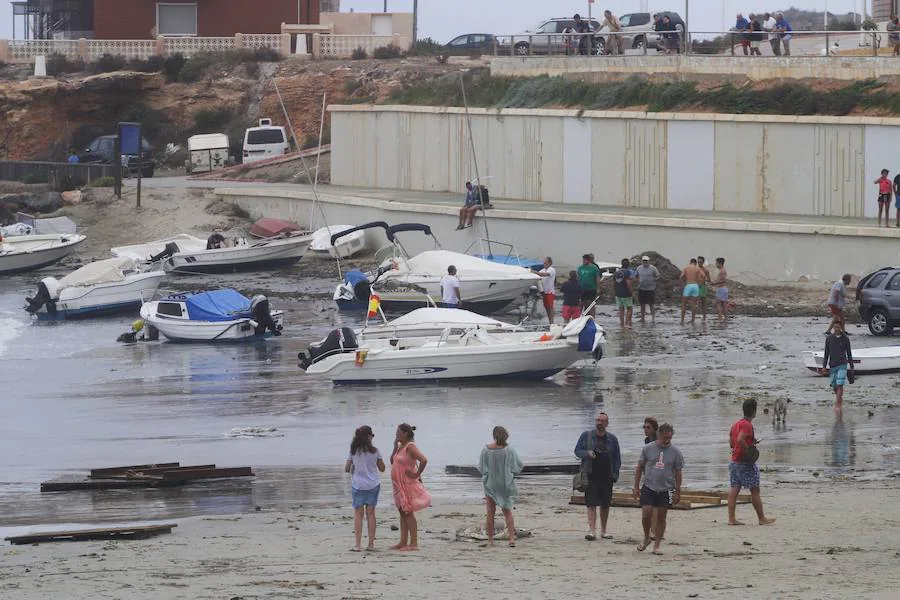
596;11;685;52
78;135;155;177
507;17;602;55
856;266;900;335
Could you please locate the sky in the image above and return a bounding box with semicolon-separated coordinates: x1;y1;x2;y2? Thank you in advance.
0;1;866;41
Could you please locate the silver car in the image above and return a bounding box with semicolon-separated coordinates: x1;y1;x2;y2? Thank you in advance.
505;17;602;55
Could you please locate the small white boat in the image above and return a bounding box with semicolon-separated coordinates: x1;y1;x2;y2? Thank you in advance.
111;234;208;261
358;307;525;340
299;315;604;384
1;214;76;237
802;346;900;374
140;289;283;342
310;224;367;259
24;257;165;320
0;233;87;275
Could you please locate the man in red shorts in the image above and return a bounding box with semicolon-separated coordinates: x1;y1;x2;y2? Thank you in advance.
560;270;583;324
537;257;557;324
826;273;851;335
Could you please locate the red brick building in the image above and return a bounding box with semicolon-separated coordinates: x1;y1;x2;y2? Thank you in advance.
92;0;320;39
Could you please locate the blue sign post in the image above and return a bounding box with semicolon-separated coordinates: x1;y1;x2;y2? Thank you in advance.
117;122;142;207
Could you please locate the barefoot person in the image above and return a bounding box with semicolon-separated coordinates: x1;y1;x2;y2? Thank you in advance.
635;255;659;323
345;426;385;552
727;399;776;526
574;412;621;541
614;258;635;329
825;274;851;335
821;322;854;414
697;256;711;322
679;258;706;324
633;423;684;555
537;257;557;325
390;423;431;550
713;257;729;322
478;426;524;547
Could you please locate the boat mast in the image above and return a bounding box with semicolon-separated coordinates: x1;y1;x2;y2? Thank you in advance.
459;71;492;256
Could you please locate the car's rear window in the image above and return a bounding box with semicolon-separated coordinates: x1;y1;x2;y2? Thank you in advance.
247;129;285;145
867;272;888;289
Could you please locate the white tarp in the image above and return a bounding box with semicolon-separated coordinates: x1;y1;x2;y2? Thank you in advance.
388;307;506;327
400;250;541;281
2;214;76;237
57;257;137;290
111;234;207;261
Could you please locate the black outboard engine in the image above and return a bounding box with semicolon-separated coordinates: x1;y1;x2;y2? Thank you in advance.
24;279;58;316
149;242;180;262
250;295;281;336
299;327;358;370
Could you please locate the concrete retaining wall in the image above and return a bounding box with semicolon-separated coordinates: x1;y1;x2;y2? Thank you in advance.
330;105;900;219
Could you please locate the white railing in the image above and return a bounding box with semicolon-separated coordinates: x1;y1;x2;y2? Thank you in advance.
87;39;156;61
163;36;235;57
316;34;397;58
7;39;80;61
243;34;283;51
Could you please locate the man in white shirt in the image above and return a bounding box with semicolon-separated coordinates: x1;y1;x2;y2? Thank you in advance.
440;265;461;308
763;12;780;55
537;256;557;324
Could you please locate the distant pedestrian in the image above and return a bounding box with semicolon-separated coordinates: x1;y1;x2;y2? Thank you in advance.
679;258;706;325
635;255;659;323
614;258;635;328
697;256;711;322
749;15;763;55
889;17;900;56
390;423;431;551
764;13;780;55
657;15;679;54
713;257;729;322
345;425;386;552
633;423;684;555
603;10;624;55
733;13;750;56
821;322;854;414
66;149;80;164
440;265;461;308
643;417;659;444
457;182;480;230
478;426;524;547
774;12;792;56
574;412;621;541
537;257;557;324
573;14;592;55
825;273;852;335
727;399;776;526
560;270;583;324
577;253;602;317
875;168;892;228
893;169;900;227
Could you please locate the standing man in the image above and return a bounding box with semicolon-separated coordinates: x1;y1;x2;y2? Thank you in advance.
679;258;705;325
697;256;712;322
643;416;659;444
821;322;854;414
888;16;900;56
727;399;776;526
733;13;750;56
633;423;684;555
825;273;852;335
574;412;621;541
577;253;602;317
602;10;624;56
713;257;729;322
614;258;635;329
774;12;792;56
893;168;900;228
573;13;592;56
635;255;659;324
440;265;461;308
763;13;780;55
875;169;892;228
560;270;583;324
537;257;557;325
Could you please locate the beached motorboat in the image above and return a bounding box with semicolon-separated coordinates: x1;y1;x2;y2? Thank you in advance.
299;314;604;384
249;217;302;239
802;346;900;374
139;289;283;342
357;307;526;340
0;213;77;238
24;257;165;320
0;233;87;275
310;224;367;259
332;223;541;315
113;232;312;274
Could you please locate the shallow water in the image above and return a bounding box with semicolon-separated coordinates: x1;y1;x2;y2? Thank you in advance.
2;264;899;531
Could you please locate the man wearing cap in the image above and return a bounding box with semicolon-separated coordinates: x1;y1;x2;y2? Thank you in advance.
635;255;660;324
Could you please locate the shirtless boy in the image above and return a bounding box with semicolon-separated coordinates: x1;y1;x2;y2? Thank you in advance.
679;258;706;325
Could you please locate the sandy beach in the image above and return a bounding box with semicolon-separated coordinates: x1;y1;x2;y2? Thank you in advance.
3;479;899;599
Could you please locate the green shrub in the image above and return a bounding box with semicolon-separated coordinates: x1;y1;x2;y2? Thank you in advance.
351;47;368;60
127;55;166;73
89;53;127;74
91;176;116;188
193;107;233;132
177;53;214;83
344;78;363;95
163;53;187;81
46;53;84;76
372;44;402;59
406;38;445;56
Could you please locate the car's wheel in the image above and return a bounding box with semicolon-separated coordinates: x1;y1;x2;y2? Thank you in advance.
633;36;645;50
514;42;530;56
592;39;605;55
867;308;892;336
141;166;155;178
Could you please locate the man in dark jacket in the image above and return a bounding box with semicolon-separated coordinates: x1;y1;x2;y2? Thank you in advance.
575;412;621;541
820;322;854;413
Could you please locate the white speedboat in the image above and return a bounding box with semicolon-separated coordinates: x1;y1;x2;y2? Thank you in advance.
299;315;604;384
140;289;283;342
0;233;87;275
1;214;76;237
802;347;900;374
111;234;208;261
310;224;367;259
358;307;525;340
24;257;165;320
333;223;541;315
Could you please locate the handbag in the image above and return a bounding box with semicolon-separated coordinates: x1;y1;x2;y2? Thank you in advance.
573;430;596;492
742;445;760;465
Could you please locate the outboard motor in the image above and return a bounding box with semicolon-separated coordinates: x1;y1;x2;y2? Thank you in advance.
250;295;281;336
299;327;359;370
24;277;60;315
149;242;180;262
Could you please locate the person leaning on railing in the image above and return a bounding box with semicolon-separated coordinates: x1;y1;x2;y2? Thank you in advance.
888;17;900;57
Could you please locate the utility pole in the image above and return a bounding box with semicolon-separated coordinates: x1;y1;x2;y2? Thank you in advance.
413;0;418;43
384;1;387;12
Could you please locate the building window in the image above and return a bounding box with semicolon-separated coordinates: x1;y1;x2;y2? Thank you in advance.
157;3;198;36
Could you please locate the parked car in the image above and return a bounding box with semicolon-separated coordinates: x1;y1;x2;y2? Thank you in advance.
446;33;497;53
78;135;155;177
857;266;900;335
595;11;685;52
505;17;602;56
242;119;290;165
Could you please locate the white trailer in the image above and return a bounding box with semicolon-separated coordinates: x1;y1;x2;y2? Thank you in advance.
187;133;229;173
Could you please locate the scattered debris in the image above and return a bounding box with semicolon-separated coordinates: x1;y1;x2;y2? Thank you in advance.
224;427;284;438
455;524;532;542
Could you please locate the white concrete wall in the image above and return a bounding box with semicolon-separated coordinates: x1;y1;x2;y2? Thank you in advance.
330;105;900;218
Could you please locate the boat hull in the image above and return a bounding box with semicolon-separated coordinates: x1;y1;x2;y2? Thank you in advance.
0;235;86;275
802;348;900;374
35;271;165;320
164;236;311;274
140;303;284;342
337;296;515;316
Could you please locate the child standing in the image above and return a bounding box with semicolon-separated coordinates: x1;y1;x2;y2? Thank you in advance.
345;425;385;552
875;169;892;228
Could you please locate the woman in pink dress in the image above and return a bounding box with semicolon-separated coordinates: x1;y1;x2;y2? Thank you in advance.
390;423;431;550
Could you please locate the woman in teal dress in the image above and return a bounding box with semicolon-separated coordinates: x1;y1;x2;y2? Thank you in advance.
478;426;524;547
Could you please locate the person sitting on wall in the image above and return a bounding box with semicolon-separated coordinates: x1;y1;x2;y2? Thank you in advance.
456;182;482;230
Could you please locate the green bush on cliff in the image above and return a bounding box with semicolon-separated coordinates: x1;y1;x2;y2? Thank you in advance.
46;53;85;76
193;107;233;133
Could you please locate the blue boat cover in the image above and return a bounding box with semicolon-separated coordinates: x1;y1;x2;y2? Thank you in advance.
578;318;598;352
184;289;251;322
473;254;544;271
344;269;369;286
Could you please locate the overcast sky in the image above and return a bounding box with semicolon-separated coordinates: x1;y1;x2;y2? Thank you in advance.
0;1;866;41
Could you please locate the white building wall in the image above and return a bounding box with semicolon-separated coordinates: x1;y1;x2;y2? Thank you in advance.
667;121;714;211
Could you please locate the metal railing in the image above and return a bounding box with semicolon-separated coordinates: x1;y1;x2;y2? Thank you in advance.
491;30;893;58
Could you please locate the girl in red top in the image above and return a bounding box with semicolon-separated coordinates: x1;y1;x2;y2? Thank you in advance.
875;169;892;228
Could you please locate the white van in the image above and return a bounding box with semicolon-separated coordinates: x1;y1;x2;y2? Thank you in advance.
242;119;290;164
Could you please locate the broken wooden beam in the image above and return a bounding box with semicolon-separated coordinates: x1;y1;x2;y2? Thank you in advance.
4;523;177;545
99;465;217;479
569;490;751;510
90;463;180;478
160;467;253;481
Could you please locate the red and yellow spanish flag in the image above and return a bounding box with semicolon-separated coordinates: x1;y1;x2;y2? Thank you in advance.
367;294;380;319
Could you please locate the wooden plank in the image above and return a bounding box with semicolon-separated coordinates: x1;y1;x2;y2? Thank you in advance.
4;523;177;545
41;478;172;492
570;491;750;510
100;465;217;479
160;467;253;481
90;463;180;478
